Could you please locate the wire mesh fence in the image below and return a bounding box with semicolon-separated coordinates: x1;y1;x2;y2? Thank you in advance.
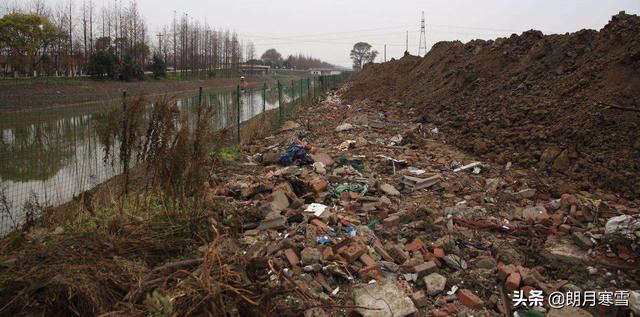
0;73;350;236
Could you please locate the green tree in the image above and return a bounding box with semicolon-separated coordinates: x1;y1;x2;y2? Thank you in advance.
0;13;61;75
87;50;117;79
120;54;144;81
350;42;378;71
150;53;166;79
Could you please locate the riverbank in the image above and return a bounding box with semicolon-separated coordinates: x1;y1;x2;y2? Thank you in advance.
0;72;303;113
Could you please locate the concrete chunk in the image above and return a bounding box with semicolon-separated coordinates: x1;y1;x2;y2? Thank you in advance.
353;279;417;317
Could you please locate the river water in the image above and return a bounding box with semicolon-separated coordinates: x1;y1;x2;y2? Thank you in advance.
0;82;302;235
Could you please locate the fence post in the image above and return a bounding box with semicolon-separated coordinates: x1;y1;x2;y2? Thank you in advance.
277;80;282;122
307;78;311;101
198;87;203;106
236;84;241;144
300;78;303;105
121;91;129;194
262;82;266;114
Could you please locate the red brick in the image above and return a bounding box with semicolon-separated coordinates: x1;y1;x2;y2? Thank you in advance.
358;264;383;280
506;272;522;291
310;178;328;193
433;247;445;259
373;239;393;261
310;218;331;233
404;238;427;252
497;262;516;280
522;285;534;297
322;247;334;260
386;243;409;264
424;253;442;267
383;215;400;227
359;253;378;267
284;248;299;266
457;289;485;309
340;243;367;263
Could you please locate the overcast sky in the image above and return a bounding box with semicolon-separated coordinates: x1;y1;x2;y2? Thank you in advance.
33;0;640;67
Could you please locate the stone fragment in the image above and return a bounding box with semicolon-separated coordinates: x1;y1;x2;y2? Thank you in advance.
542;239;587;265
352;279;417;317
411;290;429;307
335;123;354;132
474;256;497;269
310;153;335;167
413;261;437;277
301;247;322;265
257;215;287;230
269;192;290;212
443;254;467;270
423;272;447;296
571;231;593;249
379;183;401;196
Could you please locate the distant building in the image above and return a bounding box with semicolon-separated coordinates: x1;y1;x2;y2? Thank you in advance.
239;64;270;75
309;68;342;76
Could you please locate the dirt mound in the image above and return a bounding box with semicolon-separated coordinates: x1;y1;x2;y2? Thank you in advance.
346;12;640;197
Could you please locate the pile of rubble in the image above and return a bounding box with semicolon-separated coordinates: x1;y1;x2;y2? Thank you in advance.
345;12;640;198
206;86;639;316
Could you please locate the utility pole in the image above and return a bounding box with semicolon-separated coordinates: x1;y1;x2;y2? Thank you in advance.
384;44;387;62
418;11;427;56
405;31;408;54
157;33;163;54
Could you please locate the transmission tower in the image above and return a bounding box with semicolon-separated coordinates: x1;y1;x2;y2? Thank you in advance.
418;11;427;56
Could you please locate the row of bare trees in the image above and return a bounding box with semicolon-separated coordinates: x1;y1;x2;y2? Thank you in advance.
0;0;253;78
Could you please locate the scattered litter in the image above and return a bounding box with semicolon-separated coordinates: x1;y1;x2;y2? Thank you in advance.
305;203;329;217
401;174;441;191
453;161;482;172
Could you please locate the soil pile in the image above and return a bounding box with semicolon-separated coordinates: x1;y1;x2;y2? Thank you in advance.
346;12;640;197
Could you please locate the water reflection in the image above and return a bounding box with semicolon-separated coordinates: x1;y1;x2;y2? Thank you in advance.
0;84;303;234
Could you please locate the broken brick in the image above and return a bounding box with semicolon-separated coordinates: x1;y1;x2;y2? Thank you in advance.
497;262;516;280
404;238;426;252
284;248;300;266
359;253;378;267
411;290;429;307
322;247;334;260
310;218;331;233
383;215;400;226
506;272;522;291
386;243;409;264
457;289;485;309
340;243;367;263
433;247;445;259
413;261;437;277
